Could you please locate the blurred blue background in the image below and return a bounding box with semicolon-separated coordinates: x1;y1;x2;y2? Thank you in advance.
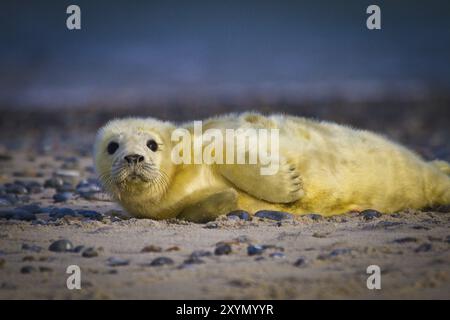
1;0;450;109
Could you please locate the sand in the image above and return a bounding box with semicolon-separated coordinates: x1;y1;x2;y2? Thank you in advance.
0;151;449;299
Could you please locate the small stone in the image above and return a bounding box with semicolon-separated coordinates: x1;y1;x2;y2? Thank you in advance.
318;248;351;260
183;256;204;265
76;210;103;220
150;257;174;266
44;177;64;189
0;197;12;207
141;245;162;253
0;258;5;268
226;210;251;221
305;213;323;221
414;243;432;253
393;237;418;244
294;257;307;267
20;265;37;274
56;183;76;193
9;209;36;221
360;209;382;220
53;192;74;203
22;256;35;262
269;252;285;259
166;246;180;252
16;204;42;214
49;207;78;219
5;183;28;195
55;169;80;179
107;257;130;267
254;210;293;221
190;250;212;258
48;239;74;252
214;244;232;255
247;245;264;256
82;248;99;258
204;222;219;229
22;243;42;252
79;191;111;201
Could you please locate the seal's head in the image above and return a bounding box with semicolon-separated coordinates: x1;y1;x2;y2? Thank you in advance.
94;118;175;201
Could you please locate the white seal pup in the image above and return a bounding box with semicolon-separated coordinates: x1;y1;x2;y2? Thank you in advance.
94;112;450;222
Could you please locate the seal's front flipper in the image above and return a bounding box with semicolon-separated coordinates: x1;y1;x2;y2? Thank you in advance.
177;189;238;223
217;159;303;204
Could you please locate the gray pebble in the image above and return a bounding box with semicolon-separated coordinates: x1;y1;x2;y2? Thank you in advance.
49;239;74;252
44;177;64;189
254;210;294;221
183;256;204;265
150;257;174;266
190;250;212;258
4;183;28;195
294;257;307;267
247;245;264;256
107;257;130;267
0;209;36;221
22;243;42;252
49;207;78;219
226;210;251;221
305;213;323;221
393;237;418;244
318;248;351;260
360;209;382;220
17;204;43;214
270;252;286;259
82;247;99;258
214;244;232;255
76;210;103;220
414;243;432;252
53;192;74;203
20;265;37;274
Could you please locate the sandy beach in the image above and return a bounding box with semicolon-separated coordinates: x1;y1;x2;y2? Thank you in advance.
0;105;449;299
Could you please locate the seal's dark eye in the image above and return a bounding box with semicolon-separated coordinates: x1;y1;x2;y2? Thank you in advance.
107;142;119;154
147;139;158;152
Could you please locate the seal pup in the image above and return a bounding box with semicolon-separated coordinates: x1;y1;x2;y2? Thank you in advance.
94;113;450;222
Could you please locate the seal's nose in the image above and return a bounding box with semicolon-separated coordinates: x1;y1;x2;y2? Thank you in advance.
124;154;145;164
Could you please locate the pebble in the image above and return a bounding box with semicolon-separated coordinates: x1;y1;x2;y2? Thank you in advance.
318;248;351;260
53;192;75;203
247;245;264;256
305;213;323;221
269;252;286;259
56;183;76;193
226;210;251;221
49;207;78;219
22;243;42;252
16;204;43;214
0;197;12;206
76;210;103;220
82;247;99;258
183;256;204;265
107;257;130;267
360;209;382;220
20;266;37;274
393;237;418;244
254;210;294;221
294;257;307;267
190;250;212;259
48;239;74;252
44;177;64;189
4;183;28;195
214;244;232;255
150;257;174;266
0;209;36;221
79;191;111;201
141;245;163;253
414;243;432;252
204;222;219;229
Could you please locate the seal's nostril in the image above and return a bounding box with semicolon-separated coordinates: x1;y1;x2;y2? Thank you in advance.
124;154;145;164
